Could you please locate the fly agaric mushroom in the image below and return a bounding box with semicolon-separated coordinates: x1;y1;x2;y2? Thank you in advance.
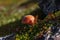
22;15;37;25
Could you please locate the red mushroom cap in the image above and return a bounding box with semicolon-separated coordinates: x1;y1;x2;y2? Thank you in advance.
22;15;36;25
